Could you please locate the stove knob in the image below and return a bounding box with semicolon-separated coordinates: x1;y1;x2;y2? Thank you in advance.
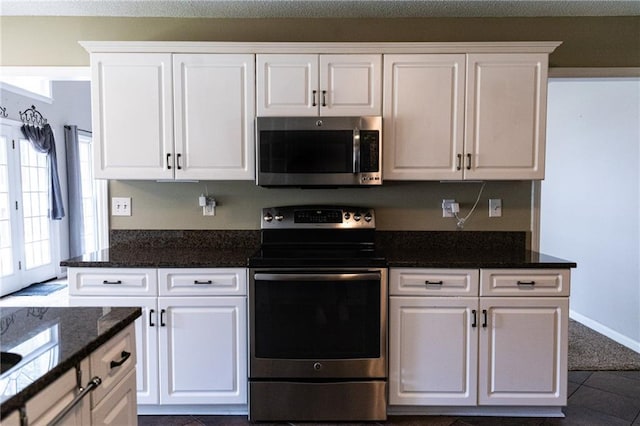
364;213;372;222
344;212;351;220
354;213;361;221
263;213;273;222
274;214;284;221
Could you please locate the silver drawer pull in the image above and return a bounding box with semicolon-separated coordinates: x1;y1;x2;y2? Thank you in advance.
194;280;213;285
425;280;443;286
102;280;122;285
110;351;131;369
517;280;536;286
48;377;101;426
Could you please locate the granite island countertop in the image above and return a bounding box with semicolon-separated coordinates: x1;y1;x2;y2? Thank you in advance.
60;230;576;269
0;307;142;418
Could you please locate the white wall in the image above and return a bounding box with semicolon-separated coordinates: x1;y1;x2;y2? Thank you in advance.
542;77;640;352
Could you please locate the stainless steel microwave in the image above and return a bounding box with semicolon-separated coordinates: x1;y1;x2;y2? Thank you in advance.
256;116;382;187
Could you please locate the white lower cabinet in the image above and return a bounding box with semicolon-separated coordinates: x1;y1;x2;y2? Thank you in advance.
158;296;247;405
389;268;570;412
68;267;248;411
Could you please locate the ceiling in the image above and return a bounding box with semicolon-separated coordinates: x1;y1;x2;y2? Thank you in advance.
1;0;639;18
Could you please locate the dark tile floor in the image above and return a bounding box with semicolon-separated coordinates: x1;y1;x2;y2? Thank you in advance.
139;371;640;426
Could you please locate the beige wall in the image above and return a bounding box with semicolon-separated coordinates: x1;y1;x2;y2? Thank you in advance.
1;16;639;67
109;180;533;231
2;15;636;234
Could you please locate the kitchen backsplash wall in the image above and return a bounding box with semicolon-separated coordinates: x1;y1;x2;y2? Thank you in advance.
109;180;532;231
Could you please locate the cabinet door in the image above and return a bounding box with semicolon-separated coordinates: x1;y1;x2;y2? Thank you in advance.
478;297;568;406
383;54;465;180
91;369;138;426
69;297;159;405
173;54;255;180
464;53;548;180
389;297;478;406
158;296;247;405
320;54;382;116
25;359;91;426
256;54;318;116
91;53;174;179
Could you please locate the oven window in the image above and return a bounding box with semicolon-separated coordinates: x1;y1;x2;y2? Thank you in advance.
254;276;380;359
259;130;353;173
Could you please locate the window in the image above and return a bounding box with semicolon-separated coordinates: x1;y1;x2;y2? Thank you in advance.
0;122;56;296
77;131;106;253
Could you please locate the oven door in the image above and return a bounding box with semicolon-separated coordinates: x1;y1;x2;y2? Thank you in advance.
249;268;387;379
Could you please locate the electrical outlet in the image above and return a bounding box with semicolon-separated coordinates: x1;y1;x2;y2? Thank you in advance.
442;199;456;218
112;197;131;216
489;198;502;217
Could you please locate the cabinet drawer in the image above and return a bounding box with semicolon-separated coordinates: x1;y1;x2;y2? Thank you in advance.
68;268;157;296
158;268;247;296
90;323;136;408
480;269;570;297
390;268;479;296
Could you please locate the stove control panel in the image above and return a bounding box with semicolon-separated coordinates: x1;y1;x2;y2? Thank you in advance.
261;206;375;229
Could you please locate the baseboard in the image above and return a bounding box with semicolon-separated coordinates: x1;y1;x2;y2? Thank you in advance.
570;310;640;354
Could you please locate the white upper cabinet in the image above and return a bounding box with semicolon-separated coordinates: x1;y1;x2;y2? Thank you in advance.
173;54;255;180
383;52;549;180
465;53;548;180
91;52;255;180
383;54;466;180
257;54;382;116
92;53;174;180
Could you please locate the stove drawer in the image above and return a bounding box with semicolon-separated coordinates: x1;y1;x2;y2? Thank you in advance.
390;268;479;296
159;268;247;296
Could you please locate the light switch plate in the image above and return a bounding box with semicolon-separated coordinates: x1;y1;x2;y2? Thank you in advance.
112;197;131;216
489;198;502;217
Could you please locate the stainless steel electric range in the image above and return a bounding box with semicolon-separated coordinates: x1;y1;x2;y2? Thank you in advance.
248;205;387;422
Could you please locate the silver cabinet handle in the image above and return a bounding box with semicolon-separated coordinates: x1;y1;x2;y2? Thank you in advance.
424;280;443;286
48;377;101;426
194;280;213;285
517;280;536;286
254;272;380;282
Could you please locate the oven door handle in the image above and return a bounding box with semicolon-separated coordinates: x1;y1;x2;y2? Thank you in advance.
254;272;381;282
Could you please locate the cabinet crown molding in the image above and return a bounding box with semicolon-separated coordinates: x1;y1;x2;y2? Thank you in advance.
79;41;562;54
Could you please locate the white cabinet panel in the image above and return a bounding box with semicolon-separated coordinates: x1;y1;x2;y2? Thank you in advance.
158;268;247;296
390;268;478;296
91;53;173;180
383;54;465;180
68;268;157;297
257;54;318;116
389;297;478;406
158;297;247;405
173;54;255;179
465;53;548;180
478;297;568;406
257;54;381;116
320;54;382;116
480;269;570;297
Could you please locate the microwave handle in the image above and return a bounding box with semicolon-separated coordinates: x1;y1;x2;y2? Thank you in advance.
353;129;360;173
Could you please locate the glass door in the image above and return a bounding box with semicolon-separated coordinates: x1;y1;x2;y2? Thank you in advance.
0;122;56;296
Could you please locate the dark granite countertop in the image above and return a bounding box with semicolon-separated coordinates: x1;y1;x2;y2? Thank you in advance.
0;307;141;418
60;230;576;269
60;247;254;268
